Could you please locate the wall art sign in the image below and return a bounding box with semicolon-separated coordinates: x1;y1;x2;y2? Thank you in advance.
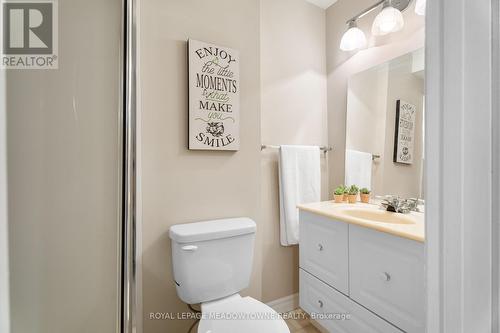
393;100;416;164
188;39;239;150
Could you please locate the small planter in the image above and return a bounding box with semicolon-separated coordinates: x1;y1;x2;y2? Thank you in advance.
348;194;357;204
333;194;343;203
343;193;349;202
333;185;348;203
360;193;370;203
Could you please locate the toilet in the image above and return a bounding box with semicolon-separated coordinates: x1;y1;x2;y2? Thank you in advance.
169;217;290;333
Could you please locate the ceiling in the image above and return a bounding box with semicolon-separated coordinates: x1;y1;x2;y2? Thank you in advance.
305;0;338;9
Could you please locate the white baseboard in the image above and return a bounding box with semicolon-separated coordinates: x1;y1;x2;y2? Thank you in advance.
266;293;299;314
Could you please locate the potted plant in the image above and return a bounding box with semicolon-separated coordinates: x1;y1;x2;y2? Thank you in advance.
333;186;345;203
360;188;371;203
341;185;349;201
347;185;359;204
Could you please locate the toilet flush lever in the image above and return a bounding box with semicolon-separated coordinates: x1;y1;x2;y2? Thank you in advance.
380;272;391;281
181;245;198;252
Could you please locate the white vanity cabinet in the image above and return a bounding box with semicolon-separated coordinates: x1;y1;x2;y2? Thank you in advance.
349;225;425;333
300;269;404;333
299;210;425;333
299;211;349;295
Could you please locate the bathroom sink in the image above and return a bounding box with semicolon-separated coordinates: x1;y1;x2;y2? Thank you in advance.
297;201;425;242
336;208;416;225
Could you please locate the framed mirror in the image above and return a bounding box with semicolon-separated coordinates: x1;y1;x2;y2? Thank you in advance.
345;48;425;199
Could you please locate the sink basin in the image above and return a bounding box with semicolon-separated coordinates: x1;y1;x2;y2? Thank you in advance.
337;208;416;225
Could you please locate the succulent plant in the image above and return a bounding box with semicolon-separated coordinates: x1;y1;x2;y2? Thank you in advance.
360;187;371;194
348;185;359;195
334;185;345;195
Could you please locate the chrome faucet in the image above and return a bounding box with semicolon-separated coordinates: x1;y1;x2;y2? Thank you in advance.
379;195;423;214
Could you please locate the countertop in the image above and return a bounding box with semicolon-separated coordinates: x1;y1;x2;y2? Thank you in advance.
297;201;425;243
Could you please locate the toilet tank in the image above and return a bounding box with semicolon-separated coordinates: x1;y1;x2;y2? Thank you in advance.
169;217;256;304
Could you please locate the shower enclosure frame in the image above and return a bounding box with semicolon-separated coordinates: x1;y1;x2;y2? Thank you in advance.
0;0;141;332
122;0;140;332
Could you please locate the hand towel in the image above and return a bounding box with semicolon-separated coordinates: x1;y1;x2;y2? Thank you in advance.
345;149;372;190
279;145;321;246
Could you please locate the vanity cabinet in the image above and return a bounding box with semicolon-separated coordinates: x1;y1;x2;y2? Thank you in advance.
299;211;349;295
299;210;424;333
349;225;425;333
300;269;404;333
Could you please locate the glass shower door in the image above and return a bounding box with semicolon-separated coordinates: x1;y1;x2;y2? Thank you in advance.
4;0;124;332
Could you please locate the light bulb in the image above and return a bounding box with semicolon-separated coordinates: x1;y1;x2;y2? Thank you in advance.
340;21;367;51
372;4;405;36
415;0;426;16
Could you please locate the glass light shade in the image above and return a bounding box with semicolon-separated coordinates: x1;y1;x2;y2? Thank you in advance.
415;0;426;16
371;5;405;36
340;26;367;51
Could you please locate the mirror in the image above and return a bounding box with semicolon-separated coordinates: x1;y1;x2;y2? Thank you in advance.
345;48;424;199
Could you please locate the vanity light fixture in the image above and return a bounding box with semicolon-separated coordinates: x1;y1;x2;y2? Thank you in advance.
340;21;367;51
414;0;426;16
339;0;412;51
371;1;405;36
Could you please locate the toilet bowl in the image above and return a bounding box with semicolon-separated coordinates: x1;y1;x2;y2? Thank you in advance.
197;294;289;333
169;218;290;333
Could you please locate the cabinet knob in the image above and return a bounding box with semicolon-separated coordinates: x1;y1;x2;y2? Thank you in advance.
380;272;391;281
318;300;324;308
318;244;324;251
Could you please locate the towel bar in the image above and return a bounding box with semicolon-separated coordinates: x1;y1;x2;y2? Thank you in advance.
261;144;333;152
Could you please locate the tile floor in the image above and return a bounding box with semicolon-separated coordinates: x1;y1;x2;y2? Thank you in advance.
284;309;322;333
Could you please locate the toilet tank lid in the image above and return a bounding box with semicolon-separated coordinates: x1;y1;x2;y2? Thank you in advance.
169;217;256;243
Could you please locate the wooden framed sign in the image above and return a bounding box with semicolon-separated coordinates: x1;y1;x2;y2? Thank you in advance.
393;100;416;164
188;39;240;150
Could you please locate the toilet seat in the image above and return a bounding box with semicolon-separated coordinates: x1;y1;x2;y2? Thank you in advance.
197;294;290;333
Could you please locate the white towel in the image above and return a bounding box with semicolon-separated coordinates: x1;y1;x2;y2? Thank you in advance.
279;145;321;246
345;149;372;190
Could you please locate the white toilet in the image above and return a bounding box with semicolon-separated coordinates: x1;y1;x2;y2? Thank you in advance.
169;217;290;333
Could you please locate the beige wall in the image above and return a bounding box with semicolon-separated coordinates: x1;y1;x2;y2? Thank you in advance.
260;0;327;302
139;1;261;332
326;0;425;193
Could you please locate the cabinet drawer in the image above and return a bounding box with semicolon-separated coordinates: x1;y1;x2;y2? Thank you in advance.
349;225;425;333
300;269;403;333
299;210;349;294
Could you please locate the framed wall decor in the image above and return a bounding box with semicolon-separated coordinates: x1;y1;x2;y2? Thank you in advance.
188;39;240;151
393;100;416;164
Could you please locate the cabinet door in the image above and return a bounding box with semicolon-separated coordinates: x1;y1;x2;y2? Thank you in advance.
299;210;349;295
349;225;425;333
300;269;403;333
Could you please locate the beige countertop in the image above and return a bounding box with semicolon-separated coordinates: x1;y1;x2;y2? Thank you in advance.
297;201;425;243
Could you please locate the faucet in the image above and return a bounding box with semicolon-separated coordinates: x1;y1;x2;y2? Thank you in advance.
379;195;423;214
